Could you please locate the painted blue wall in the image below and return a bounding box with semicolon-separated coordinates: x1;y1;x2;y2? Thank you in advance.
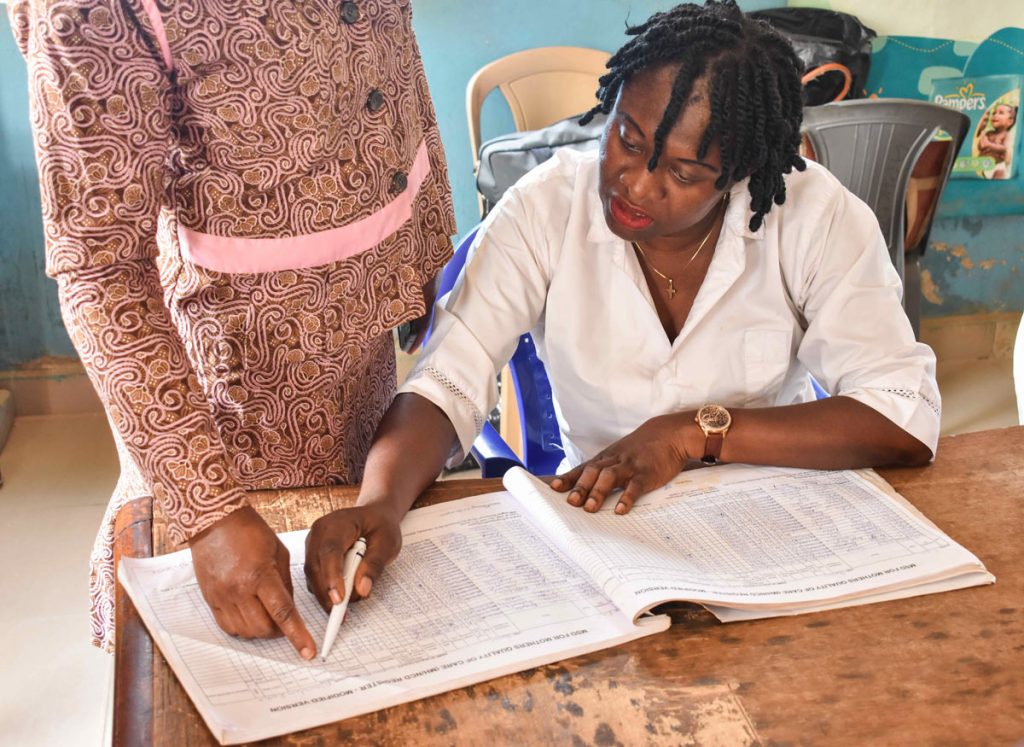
0;1;1020;370
0;11;75;370
922;215;1024;315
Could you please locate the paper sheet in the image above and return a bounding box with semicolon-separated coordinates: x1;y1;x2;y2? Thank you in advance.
119;491;668;745
504;465;992;619
707;570;996;622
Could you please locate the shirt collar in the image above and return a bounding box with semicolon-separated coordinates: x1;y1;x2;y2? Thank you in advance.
724;176;764;240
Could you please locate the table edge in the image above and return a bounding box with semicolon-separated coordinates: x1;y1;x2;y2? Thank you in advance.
113;496;155;747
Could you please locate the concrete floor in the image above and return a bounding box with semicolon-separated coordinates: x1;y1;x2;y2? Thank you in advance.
0;355;1018;746
0;412;116;747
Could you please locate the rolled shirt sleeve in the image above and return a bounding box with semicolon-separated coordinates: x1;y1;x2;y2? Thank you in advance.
789;180;941;456
400;184;554;464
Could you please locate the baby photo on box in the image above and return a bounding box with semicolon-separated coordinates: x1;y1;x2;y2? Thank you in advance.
932;75;1021;180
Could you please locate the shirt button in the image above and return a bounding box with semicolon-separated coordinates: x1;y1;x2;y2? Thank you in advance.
340;1;360;24
366;89;385;113
390;171;408;194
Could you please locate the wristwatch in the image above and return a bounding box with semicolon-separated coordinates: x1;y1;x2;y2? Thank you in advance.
695;404;732;465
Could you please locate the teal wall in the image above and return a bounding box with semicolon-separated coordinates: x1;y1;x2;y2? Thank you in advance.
0;2;1020;370
0;11;75;370
922;216;1024;315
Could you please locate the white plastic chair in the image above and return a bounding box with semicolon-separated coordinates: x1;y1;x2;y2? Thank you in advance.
466;46;610;169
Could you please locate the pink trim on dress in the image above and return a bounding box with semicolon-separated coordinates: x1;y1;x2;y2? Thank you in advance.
179;141;431;274
139;0;174;71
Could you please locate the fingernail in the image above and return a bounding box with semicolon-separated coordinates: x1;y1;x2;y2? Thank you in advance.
615;502;626;515
551;478;562;489
329;588;342;605
358;576;373;597
568;491;581;506
301;646;315;661
585;498;597;511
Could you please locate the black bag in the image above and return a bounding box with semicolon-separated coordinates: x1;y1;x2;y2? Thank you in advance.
476;112;607;214
749;8;876;106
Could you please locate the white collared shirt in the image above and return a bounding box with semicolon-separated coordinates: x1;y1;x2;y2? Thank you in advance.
401;148;940;468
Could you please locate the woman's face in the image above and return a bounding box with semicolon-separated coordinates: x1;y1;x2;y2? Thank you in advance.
991;104;1015;129
598;65;730;247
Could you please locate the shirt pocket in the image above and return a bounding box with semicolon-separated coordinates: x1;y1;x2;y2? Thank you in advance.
744;329;792;405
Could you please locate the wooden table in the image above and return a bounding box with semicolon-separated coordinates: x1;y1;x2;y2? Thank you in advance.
113;428;1024;745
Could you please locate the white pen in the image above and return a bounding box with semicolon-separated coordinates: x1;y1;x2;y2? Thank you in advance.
320;536;367;661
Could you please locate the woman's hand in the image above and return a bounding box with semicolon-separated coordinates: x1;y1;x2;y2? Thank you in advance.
549;414;691;515
304;502;403;614
190;506;317;660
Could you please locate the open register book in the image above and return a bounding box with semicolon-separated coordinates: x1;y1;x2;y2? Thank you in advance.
119;464;993;744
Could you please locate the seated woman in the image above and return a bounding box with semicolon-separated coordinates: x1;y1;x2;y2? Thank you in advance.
304;0;939;606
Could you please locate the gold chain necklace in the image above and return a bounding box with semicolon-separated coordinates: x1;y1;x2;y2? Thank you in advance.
631;195;728;300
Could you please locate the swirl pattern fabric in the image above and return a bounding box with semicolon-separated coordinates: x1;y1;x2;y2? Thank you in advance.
9;0;455;651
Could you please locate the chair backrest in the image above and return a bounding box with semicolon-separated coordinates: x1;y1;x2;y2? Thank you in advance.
429;227;564;475
505;333;564;475
466;46;610;168
801;99;969;281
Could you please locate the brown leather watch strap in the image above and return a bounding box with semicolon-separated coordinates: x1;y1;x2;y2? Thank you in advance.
701;432;725;465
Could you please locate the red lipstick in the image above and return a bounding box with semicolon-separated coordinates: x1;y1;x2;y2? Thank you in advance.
609;195;653;231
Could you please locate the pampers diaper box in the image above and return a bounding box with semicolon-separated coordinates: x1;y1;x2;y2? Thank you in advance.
931;75;1021;180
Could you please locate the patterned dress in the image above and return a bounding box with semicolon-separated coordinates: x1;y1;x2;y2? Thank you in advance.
9;0;456;651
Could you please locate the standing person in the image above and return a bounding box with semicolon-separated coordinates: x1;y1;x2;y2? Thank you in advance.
303;0;940;609
9;0;455;657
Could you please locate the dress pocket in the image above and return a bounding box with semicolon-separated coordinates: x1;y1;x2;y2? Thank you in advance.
744;329;793;405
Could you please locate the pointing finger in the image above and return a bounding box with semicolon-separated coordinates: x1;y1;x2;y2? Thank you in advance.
256;570;316;661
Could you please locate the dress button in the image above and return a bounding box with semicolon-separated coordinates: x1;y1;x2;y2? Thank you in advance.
390;171;409;194
340;1;360;24
366;89;385;113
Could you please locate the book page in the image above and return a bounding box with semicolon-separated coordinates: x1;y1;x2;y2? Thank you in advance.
708;570;995;622
119;491;668;745
504;465;991;621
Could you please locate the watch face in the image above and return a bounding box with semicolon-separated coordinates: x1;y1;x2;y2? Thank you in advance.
699;405;731;432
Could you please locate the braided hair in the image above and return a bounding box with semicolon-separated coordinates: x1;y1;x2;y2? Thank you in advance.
580;0;806;231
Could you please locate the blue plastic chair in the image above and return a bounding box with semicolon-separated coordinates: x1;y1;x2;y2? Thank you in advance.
810;377;829;400
425;227;564;478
